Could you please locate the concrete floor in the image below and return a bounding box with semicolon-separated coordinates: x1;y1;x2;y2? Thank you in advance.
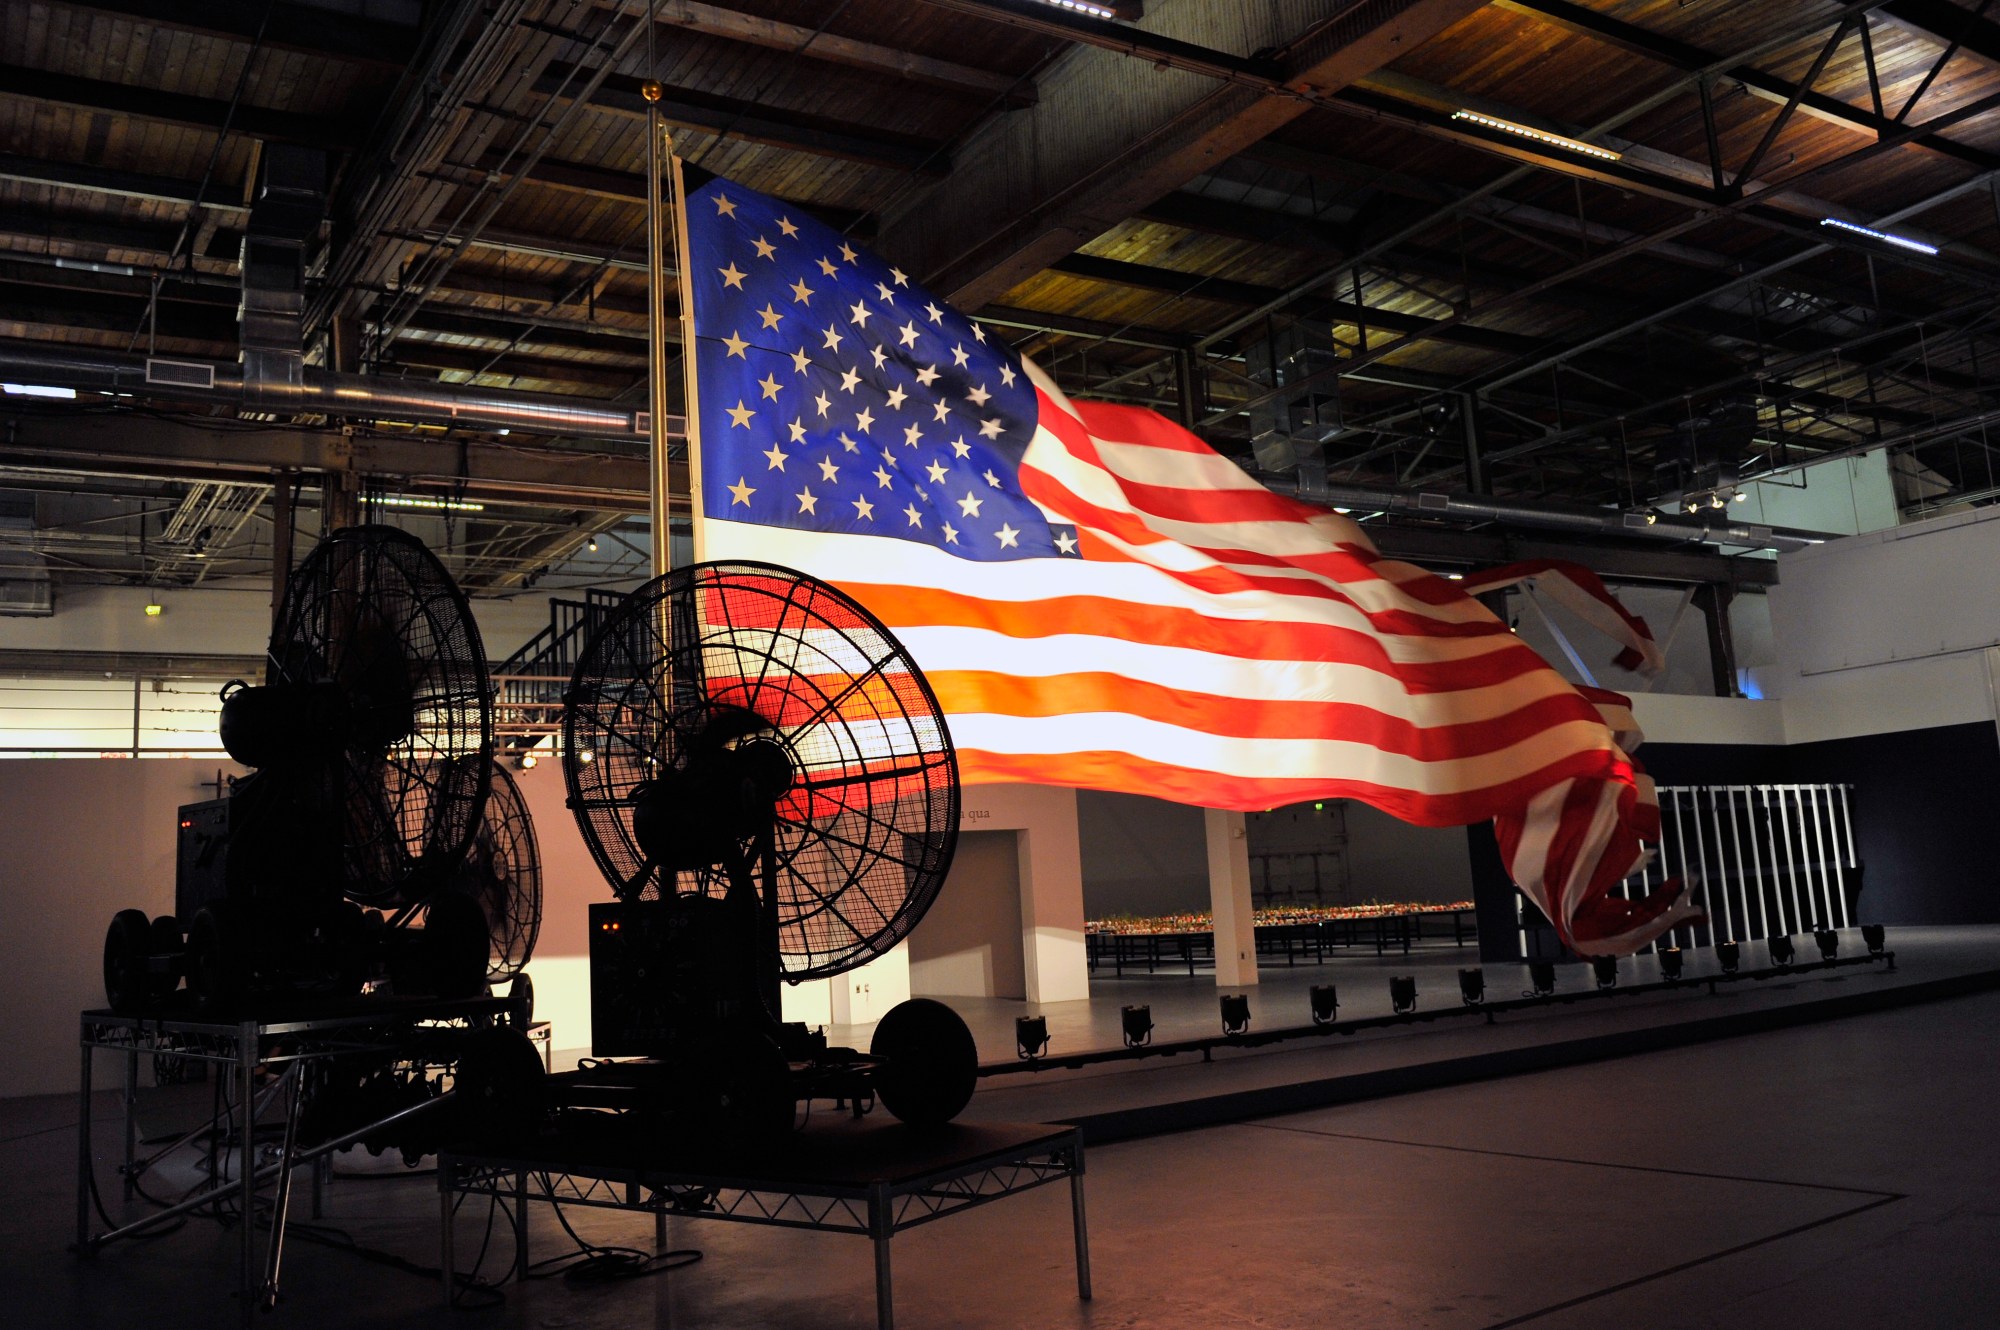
13;929;2000;1328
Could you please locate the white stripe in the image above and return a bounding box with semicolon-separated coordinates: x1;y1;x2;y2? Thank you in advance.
950;712;1616;791
901;625;1602;723
705;519;1526;663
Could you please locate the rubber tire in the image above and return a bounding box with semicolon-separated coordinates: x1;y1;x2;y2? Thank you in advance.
103;909;153;1013
185;902;246;1014
869;998;978;1127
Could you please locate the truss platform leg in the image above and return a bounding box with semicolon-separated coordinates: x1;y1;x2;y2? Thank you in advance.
438;1164;455;1306
873;1235;893;1330
237;1020;257;1325
75;1040;93;1249
1070;1165;1092;1300
121;1045;138;1200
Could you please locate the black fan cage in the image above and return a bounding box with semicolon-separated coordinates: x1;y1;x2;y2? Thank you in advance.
452;762;542;982
269;525;494;904
563;561;959;980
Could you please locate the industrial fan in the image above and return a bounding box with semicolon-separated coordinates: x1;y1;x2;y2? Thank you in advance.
101;525;497;1014
448;761;542;987
510;560;975;1140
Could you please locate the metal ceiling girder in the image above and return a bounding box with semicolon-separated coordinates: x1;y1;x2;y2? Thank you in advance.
626;0;1036;106
1498;0;2000;175
55;0;421;68
530;64;953;174
877;0;1492;309
0;411;662;512
0;63;362;152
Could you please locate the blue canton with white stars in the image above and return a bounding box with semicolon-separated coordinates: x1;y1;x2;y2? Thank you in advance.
687;176;1080;562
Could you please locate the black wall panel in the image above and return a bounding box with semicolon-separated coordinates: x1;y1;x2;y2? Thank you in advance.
1787;721;2000;926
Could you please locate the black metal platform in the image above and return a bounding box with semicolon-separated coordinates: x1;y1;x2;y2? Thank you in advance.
438;1118;1089;1330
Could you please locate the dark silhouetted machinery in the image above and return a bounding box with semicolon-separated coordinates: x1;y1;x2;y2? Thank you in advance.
464;560;977;1144
100;525;508;1014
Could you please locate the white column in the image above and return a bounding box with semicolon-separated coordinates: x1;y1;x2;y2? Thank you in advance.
1014;789;1090;1003
1205;807;1258;986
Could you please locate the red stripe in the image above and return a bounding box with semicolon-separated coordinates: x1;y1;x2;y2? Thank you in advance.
958;746;1625;822
843;582;1560;693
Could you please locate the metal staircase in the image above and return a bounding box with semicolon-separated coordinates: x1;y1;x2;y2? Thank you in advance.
493;588;624;748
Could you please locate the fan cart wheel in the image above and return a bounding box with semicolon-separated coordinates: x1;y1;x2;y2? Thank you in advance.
146;914;183;1003
185;902;246;1013
102;909;154;1013
870;998;978;1127
452;1027;546;1146
418;891;491;1000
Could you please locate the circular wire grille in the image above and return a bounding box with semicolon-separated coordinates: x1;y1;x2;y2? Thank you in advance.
270;525;493;904
453;762;542;982
563;561;959;980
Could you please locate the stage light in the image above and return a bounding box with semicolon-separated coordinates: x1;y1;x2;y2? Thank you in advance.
1120;1004;1152;1048
1458;966;1485;1006
1309;983;1339;1025
1592;955;1618;989
1450;109;1621;161
1219;993;1251;1036
143;601;163;617
577;749;595;763
1813;927;1839;961
1717;940;1740;974
1389;975;1418;1014
1015;1015;1049;1060
1768;933;1795;967
587;536;599;552
518;752;538;770
1658;946;1684;981
1527;960;1556;997
1819;216;1938;255
1863;923;1887;956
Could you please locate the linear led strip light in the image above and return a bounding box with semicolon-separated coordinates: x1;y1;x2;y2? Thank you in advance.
1450;110;1621;162
376;494;486;512
1819;216;1939;256
1035;0;1116;17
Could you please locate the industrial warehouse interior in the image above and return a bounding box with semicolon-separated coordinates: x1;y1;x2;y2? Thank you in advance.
6;1;2000;1327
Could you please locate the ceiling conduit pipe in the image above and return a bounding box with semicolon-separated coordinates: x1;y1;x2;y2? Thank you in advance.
1255;475;1829;553
0;344;648;442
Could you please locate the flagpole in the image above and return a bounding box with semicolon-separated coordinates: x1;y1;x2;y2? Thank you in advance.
641;79;675;578
665;139;705;566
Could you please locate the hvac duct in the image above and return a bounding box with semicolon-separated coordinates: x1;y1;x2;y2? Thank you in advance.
1258;476;1826;553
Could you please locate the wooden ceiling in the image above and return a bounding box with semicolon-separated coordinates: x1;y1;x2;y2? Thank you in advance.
10;0;2000;590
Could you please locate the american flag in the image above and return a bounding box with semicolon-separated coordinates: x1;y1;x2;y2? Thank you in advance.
684;174;1697;956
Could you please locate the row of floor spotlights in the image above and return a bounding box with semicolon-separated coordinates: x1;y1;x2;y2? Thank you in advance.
1012;926;1889;1059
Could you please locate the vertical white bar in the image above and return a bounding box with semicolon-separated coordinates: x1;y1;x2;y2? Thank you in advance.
1723;787;1758;942
1666;786;1694;941
1836;785;1859;926
1784;788;1816;932
1759;786;1788;940
1706;786;1737;950
1806;785;1837;929
1688;787;1718;944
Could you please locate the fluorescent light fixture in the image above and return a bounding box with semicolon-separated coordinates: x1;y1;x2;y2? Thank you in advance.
2;382;77;399
144;602;163;618
1819;217;1938;255
377;495;486;512
1451;110;1620;161
1037;0;1116;17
